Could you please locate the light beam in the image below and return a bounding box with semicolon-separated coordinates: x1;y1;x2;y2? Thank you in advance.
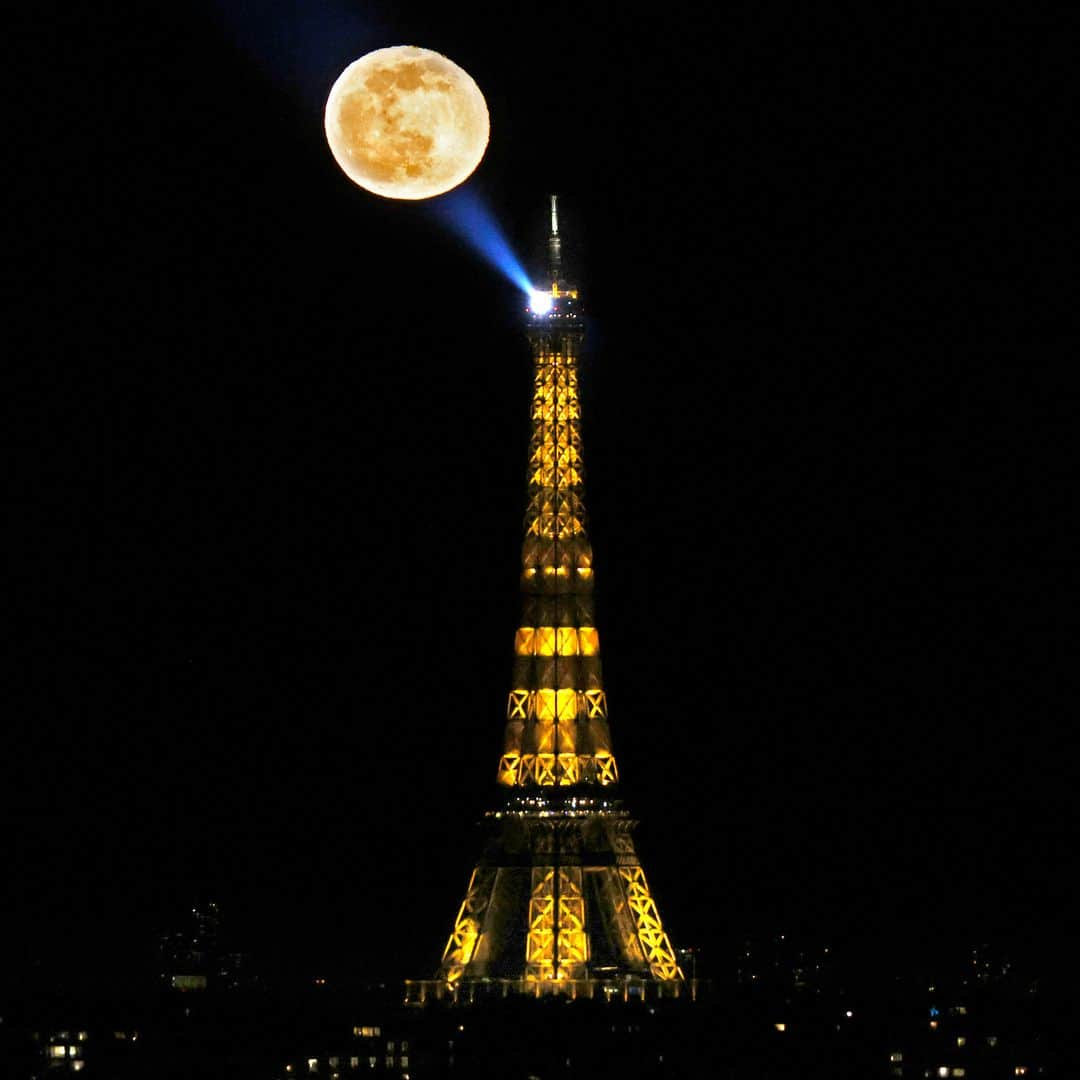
430;188;535;297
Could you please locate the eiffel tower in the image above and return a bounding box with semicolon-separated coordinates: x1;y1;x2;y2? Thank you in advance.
408;198;685;1004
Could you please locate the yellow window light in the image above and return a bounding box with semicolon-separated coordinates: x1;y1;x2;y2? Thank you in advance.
595;753;618;783
584;689;607;717
496;754;520;786
533;688;578;720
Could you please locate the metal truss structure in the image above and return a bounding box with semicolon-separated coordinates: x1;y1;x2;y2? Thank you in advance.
420;198;682;1002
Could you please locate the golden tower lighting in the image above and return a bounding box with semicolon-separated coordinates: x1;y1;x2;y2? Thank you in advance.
408;197;684;1004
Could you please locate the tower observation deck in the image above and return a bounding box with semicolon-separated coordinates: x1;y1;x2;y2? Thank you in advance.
407;197;686;1004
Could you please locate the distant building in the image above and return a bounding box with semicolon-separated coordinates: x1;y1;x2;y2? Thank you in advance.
158;901;252;992
736;933;834;997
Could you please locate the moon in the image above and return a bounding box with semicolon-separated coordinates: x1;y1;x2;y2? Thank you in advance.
324;45;490;200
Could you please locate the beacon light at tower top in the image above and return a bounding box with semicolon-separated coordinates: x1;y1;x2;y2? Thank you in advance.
527;283;580;319
529;290;553;315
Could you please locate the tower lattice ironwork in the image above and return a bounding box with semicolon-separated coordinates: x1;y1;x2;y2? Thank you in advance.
408;198;684;1004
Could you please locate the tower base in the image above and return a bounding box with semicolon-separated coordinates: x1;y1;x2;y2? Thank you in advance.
429;796;683;995
404;974;700;1006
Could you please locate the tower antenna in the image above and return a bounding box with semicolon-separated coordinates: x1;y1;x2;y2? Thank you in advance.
548;193;562;290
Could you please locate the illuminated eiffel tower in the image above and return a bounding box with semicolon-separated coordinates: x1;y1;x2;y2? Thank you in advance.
408;198;684;1004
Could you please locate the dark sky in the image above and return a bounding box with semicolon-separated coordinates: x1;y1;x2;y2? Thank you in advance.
11;5;1073;986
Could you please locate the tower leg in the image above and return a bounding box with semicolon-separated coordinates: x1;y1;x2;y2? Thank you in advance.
438;867;498;985
524;867;554;982
525;865;589;984
616;866;683;980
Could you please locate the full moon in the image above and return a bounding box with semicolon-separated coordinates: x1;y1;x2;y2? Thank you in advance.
324;45;490;200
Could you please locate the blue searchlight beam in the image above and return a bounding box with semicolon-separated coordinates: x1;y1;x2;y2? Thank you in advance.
430;188;535;297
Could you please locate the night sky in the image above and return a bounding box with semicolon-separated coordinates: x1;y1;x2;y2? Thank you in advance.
12;6;1073;986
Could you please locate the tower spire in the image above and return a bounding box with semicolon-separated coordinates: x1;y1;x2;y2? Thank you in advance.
548;193;562;289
